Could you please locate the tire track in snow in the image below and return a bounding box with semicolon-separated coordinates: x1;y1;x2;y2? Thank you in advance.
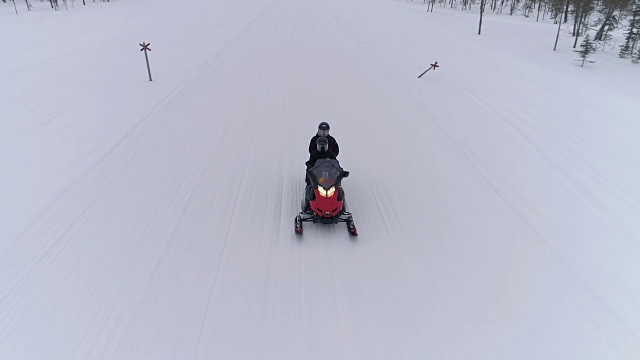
0;74;208;355
378;4;640;356
310;0;640;357
0;6;265;148
0;1;282;352
0;0;280;267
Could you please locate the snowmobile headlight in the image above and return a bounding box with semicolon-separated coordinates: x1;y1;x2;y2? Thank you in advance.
318;186;336;198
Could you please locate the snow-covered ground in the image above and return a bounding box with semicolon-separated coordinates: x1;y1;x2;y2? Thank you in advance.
2;0;640;358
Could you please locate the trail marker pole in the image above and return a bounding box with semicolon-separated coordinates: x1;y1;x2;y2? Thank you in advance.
140;42;153;81
418;61;439;78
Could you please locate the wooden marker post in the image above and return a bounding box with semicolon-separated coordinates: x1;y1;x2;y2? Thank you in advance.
140;42;153;81
418;61;439;78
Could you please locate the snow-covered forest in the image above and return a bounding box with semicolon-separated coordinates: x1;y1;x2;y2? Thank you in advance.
6;0;640;62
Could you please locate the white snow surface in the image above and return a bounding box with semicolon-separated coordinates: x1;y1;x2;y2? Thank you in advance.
2;0;640;358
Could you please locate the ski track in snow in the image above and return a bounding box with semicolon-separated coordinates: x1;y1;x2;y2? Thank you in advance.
2;0;640;358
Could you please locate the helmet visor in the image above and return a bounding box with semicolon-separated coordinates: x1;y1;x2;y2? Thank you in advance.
317;143;328;152
318;129;329;137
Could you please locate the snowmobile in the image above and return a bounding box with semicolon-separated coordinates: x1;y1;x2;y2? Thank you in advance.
295;159;358;236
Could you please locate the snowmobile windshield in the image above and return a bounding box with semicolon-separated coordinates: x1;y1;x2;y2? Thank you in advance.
308;159;343;189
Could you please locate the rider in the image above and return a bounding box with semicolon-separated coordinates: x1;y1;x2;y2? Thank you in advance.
306;136;336;169
303;137;338;212
302;136;349;213
309;122;339;157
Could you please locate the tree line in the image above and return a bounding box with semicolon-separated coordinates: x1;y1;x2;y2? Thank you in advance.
3;0;110;14
422;0;640;63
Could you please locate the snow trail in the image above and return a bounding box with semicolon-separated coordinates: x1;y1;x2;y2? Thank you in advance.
1;0;640;358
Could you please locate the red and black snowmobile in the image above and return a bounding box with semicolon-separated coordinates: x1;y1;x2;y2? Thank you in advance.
295;159;358;236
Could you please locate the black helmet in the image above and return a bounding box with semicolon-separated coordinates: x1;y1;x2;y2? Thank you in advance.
317;122;330;137
316;136;329;152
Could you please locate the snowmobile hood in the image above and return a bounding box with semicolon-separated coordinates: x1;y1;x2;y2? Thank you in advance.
306;159;344;190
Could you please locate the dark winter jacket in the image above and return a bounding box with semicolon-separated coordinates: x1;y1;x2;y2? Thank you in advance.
308;135;339;157
305;149;337;169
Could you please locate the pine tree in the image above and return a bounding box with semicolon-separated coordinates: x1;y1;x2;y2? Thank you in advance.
620;2;640;58
594;0;632;41
633;48;640;63
572;0;596;48
630;2;640;54
620;40;634;58
574;34;597;66
598;15;617;51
